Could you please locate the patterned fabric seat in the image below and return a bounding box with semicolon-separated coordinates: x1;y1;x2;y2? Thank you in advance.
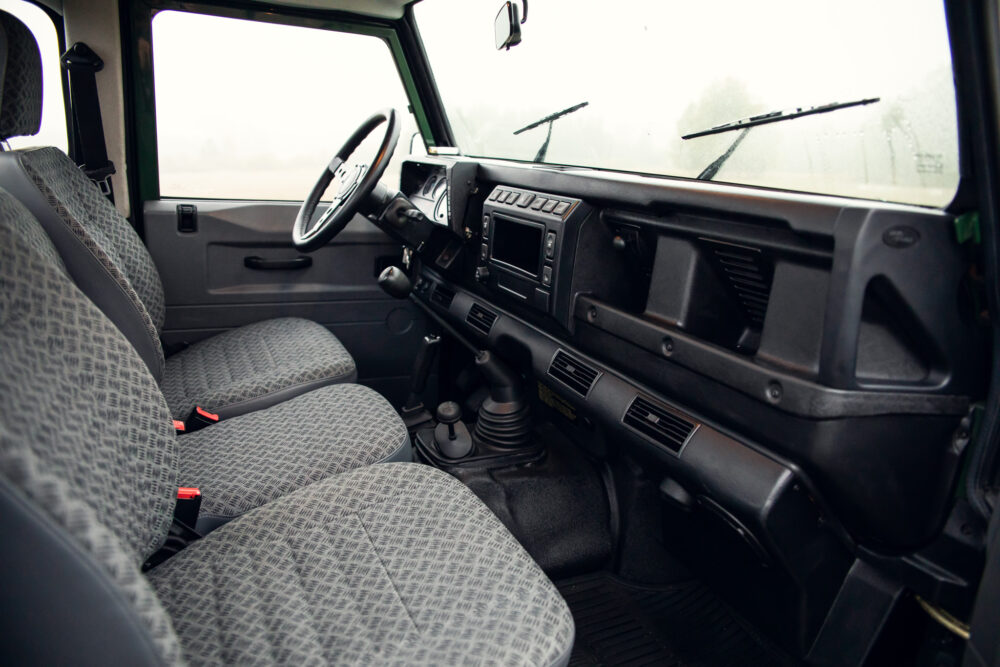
177;382;410;530
150;464;575;666
0;186;574;664
0;13;356;419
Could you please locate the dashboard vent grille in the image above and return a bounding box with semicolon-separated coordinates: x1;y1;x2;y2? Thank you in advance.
623;395;697;454
704;240;773;328
548;350;601;397
466;303;498;336
430;284;455;309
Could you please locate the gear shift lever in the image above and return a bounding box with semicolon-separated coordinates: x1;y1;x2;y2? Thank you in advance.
377;266;531;452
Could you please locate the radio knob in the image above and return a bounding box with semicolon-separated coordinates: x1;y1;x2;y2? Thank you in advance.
475;266;490;282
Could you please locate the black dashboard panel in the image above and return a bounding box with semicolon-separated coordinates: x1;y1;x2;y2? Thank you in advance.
400;156;985;554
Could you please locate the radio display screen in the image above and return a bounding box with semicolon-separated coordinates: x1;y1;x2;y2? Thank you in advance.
491;215;543;277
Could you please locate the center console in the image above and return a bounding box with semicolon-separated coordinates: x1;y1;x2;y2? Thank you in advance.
478;186;584;316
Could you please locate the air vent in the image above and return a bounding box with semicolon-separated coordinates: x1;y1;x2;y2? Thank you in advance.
547;349;601;397
467;303;498;336
623;395;697;454
703;239;773;328
430;284;455;308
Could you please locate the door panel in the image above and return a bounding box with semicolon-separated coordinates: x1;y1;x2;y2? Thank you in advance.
144;199;426;405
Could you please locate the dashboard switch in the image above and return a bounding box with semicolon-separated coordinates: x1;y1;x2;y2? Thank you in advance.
553;201;570;216
517;193;535;207
541;199;557;213
541;265;553;286
488;190;500;201
531;198;547;210
480;243;489;260
505;191;520;204
544;232;557;258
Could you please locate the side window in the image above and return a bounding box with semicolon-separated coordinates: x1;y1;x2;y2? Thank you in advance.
1;0;68;151
151;10;418;201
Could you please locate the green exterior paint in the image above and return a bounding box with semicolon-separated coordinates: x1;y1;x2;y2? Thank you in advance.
954;211;981;245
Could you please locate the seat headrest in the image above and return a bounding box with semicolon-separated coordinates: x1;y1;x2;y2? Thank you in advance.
0;11;42;141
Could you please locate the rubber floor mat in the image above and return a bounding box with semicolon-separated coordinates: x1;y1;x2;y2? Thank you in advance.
556;572;794;666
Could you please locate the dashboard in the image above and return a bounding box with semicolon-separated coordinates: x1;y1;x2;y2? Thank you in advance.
398;153;979;543
394;154;984;654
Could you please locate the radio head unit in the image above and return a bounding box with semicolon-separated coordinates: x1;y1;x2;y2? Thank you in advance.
480;186;583;315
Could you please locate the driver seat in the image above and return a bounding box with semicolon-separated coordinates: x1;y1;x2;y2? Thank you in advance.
0;13;357;420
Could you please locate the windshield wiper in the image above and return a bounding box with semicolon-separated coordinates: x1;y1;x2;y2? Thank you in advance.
682;96;879;181
513;101;589;162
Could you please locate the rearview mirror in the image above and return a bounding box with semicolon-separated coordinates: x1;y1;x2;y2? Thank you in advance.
494;1;522;50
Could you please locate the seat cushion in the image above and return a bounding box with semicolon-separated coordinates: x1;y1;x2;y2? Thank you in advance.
147;463;575;666
178;383;410;528
161;317;357;420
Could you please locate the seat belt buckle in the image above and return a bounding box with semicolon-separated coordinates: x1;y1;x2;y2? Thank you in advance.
173;419;186;433
81;161;115;195
175;487;201;529
184;406;220;433
95;175;112;196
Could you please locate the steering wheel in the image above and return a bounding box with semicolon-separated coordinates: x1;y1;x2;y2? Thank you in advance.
292;108;400;251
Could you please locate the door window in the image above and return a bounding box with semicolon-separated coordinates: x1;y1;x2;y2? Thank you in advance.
151;10;417;200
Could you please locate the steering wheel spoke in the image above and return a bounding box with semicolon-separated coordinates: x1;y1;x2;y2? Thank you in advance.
292;109;400;251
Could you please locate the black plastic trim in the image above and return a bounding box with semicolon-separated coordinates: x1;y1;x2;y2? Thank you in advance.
621;394;699;456
546;348;601;398
575;295;969;419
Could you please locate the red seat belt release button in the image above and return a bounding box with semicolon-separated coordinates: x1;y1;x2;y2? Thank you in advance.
173;420;186;432
175;487;202;528
195;407;219;422
184;406;220;433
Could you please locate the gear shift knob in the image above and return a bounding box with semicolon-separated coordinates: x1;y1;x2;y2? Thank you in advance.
434;400;472;458
377;266;412;299
436;401;461;426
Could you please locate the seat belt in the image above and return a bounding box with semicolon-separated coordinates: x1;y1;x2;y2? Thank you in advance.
60;42;115;201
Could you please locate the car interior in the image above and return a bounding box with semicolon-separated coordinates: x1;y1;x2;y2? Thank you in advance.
2;0;1000;665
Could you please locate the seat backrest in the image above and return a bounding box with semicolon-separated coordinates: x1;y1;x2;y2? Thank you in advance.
0;186;181;664
0;12;167;382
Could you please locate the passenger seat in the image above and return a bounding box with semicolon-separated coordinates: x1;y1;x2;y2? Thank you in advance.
0;12;356;420
0;187;575;665
0;184;411;535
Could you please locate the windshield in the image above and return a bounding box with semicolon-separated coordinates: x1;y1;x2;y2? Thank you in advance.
414;0;959;207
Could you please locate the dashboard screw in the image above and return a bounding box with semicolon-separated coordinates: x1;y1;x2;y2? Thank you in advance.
767;381;782;402
587;306;598;322
662;337;674;356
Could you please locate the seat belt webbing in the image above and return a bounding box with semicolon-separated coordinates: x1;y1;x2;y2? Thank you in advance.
60;42;115;201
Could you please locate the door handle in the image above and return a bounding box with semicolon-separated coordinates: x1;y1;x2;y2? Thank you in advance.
243;255;313;270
